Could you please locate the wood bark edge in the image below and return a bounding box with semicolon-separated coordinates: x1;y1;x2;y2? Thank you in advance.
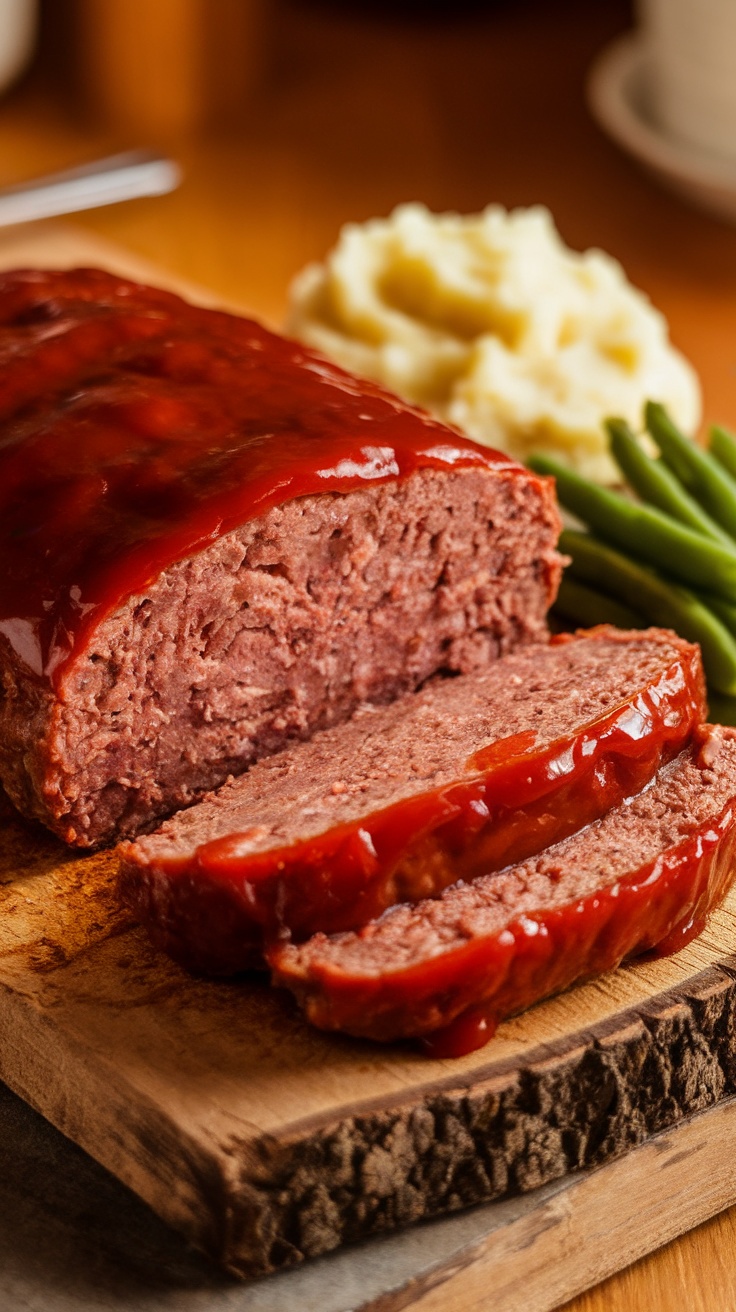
215;959;736;1276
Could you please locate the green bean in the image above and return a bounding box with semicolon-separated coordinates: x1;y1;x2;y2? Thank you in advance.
560;529;736;694
606;416;731;545
528;452;736;603
709;424;736;482
700;593;736;636
645;401;736;541
553;575;643;632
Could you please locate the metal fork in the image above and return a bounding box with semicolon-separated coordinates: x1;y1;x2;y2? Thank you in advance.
0;150;181;227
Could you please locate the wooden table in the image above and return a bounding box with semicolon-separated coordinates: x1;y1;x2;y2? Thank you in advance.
2;0;736;1305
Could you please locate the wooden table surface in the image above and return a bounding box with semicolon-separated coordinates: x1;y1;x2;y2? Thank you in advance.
2;0;736;1306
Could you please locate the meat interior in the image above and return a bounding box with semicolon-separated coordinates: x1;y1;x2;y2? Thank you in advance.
132;628;698;864
282;728;736;979
14;462;560;845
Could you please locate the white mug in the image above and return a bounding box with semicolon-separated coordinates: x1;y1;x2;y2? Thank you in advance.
637;0;736;163
0;0;36;96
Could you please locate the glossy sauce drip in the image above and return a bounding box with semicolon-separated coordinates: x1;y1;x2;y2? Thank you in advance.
420;1005;498;1058
642;914;708;960
418;888;709;1059
0;268;512;689
419;892;708;1059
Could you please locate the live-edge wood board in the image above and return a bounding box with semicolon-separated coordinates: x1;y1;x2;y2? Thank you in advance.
3;224;736;1299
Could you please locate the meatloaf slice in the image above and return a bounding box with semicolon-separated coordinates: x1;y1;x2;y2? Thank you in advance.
0;268;563;848
271;725;736;1049
119;627;706;974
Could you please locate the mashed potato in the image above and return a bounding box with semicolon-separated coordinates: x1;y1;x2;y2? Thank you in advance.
287;204;701;483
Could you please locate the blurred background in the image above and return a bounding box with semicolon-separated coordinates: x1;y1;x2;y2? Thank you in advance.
8;0;633;311
0;3;705;303
0;1;732;398
1;0;732;426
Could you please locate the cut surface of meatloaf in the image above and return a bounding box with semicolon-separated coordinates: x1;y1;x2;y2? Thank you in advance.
271;725;736;1049
119;627;706;974
0;268;563;847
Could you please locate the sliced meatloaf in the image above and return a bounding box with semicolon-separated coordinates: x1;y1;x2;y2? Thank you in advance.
0;268;562;847
119;626;706;974
271;725;736;1048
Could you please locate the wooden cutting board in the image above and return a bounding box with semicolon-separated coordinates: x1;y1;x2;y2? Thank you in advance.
3;223;736;1304
4;779;736;1293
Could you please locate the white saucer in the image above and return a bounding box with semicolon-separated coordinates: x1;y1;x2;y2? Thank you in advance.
587;34;736;224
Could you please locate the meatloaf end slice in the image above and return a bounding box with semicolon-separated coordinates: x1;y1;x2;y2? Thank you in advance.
0;267;563;848
118;626;705;974
0;463;560;848
270;725;736;1046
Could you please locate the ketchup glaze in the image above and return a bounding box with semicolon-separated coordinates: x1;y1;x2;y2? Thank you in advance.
419;802;735;1059
0;268;515;690
277;780;736;1056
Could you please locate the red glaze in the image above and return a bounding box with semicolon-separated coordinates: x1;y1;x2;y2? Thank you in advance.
271;780;736;1052
120;640;705;975
641;913;708;960
420;1006;498;1059
0;268;515;690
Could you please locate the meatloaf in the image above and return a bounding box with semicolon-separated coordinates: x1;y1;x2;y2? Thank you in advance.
0;268;563;848
119;627;706;974
271;725;736;1050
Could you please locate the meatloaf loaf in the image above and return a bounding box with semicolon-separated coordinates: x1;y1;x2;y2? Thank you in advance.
119;627;706;974
271;724;736;1051
0;268;563;848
